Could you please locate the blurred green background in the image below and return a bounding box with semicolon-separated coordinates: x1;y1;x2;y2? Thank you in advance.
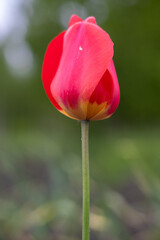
0;0;160;239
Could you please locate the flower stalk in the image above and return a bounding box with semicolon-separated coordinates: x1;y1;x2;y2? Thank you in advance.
81;120;90;240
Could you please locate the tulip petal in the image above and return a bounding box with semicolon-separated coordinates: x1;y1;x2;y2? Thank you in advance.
51;21;114;113
85;16;97;24
68;15;82;28
89;60;120;120
106;60;120;115
89;65;114;105
42;32;65;110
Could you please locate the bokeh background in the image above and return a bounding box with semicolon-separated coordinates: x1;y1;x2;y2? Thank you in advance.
0;0;160;239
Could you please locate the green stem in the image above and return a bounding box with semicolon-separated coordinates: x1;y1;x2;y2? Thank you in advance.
81;120;90;240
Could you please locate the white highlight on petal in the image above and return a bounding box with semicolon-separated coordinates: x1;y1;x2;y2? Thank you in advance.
79;46;83;51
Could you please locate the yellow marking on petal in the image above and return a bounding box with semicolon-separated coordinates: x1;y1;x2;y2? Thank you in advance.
91;112;112;121
89;103;111;120
86;102;107;120
60;109;79;120
58;99;111;121
58;100;88;120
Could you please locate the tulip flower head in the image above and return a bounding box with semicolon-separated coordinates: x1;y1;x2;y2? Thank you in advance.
42;15;120;120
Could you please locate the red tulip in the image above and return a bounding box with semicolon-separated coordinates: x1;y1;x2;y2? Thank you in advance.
42;15;120;120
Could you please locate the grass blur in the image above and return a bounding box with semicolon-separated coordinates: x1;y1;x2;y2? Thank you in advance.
0;0;160;239
0;122;160;239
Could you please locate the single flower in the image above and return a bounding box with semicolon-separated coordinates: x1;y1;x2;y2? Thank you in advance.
42;15;120;120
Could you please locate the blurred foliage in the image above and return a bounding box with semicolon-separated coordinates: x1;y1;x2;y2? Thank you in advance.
0;0;160;239
0;126;160;240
